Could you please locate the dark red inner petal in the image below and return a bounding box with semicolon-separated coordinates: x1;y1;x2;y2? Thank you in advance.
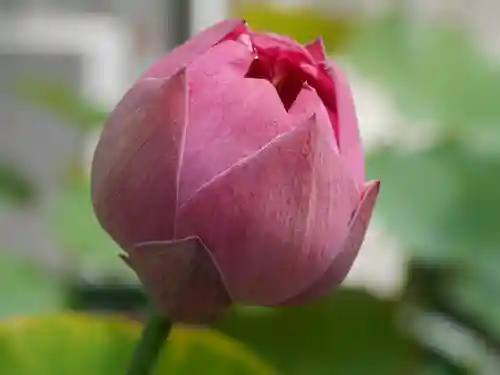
245;57;307;111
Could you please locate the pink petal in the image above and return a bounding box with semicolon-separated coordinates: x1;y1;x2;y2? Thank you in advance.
178;40;292;205
124;237;231;323
141;19;246;79
277;180;380;307
329;62;365;187
176;115;359;306
91;69;188;250
305;37;328;64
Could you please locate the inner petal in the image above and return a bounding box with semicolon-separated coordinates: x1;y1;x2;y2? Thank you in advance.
245;57;307;111
241;32;319;112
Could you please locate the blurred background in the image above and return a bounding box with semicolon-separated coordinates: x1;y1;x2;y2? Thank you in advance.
1;0;500;374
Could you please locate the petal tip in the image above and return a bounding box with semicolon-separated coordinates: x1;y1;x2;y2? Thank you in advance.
363;180;381;199
305;37;328;63
141;19;248;79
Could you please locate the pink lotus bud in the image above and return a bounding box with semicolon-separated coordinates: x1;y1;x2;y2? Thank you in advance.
91;19;380;323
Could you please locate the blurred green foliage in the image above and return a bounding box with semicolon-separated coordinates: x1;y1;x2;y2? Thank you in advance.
351;14;500;276
218;290;415;375
348;13;500;154
0;162;35;205
348;11;500;372
51;180;135;282
0;314;279;375
14;77;108;133
0;252;64;317
367;142;489;263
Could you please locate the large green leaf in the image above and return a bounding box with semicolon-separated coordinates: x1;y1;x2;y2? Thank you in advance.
367;142;500;262
369;139;500;345
0;252;64;317
348;13;500;128
442;259;500;340
366;145;461;261
216;289;415;375
0;314;279;375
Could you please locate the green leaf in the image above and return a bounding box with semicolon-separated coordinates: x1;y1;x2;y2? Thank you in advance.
216;289;415;375
444;272;500;339
348;13;500;128
442;251;500;340
234;4;359;54
0;162;35;205
0;314;279;375
366;145;462;261
415;362;458;375
13;77;108;133
0;251;64;317
51;180;135;282
368;142;500;262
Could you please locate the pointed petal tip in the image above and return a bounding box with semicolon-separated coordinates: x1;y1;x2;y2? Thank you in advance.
363;180;381;199
142;19;248;79
305;37;328;63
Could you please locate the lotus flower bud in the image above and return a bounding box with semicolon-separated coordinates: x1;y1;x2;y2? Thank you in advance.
91;19;380;323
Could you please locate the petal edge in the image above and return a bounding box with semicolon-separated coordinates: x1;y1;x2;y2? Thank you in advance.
142;19;246;79
305;37;328;63
330;62;365;187
91;69;188;249
278;180;380;306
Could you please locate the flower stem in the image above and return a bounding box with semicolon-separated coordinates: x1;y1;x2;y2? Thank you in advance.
126;311;172;375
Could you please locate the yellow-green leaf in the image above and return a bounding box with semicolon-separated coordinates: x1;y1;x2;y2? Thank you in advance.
217;290;415;375
0;252;64;317
233;4;359;54
0;314;279;375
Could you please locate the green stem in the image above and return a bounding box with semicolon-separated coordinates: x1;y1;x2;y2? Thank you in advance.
126;312;172;375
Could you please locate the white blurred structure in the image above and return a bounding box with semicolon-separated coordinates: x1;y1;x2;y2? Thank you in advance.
0;13;131;107
189;0;229;36
0;11;134;269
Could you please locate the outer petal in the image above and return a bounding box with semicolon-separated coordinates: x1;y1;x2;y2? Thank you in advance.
142;19;246;79
278;180;380;306
91;69;188;250
304;37;328;64
123;237;231;324
176;115;359;306
329;62;365;187
178;40;292;205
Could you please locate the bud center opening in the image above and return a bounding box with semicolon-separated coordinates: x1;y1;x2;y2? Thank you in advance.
245;56;307;112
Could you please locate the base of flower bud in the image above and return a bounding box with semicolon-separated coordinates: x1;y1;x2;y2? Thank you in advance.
121;236;231;324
